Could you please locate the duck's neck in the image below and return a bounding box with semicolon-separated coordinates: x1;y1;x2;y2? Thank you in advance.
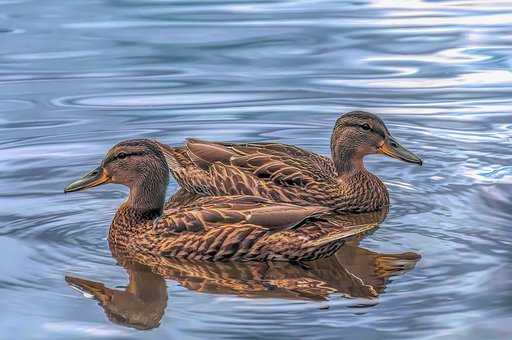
331;144;389;212
331;141;365;175
333;152;365;175
110;170;169;244
125;176;167;215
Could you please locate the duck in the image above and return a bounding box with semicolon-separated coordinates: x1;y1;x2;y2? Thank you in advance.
157;111;422;213
64;140;385;262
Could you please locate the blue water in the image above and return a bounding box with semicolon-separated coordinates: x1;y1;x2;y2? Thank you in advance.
0;0;511;339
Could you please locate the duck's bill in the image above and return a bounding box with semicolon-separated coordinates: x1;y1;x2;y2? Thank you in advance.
64;166;109;193
378;137;422;166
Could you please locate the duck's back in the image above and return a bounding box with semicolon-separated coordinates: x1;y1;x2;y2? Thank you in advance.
158;140;389;212
158;139;339;206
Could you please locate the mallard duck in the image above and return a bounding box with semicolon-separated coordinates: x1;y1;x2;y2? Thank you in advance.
158;111;422;212
64;140;383;262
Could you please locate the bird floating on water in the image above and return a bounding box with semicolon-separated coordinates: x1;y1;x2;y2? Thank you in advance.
65;141;385;261
158;111;422;213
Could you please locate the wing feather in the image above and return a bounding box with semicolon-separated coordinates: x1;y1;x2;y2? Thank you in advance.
155;196;330;234
185;139;336;189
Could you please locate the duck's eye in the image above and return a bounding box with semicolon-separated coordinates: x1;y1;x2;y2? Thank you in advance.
117;152;127;160
361;123;371;131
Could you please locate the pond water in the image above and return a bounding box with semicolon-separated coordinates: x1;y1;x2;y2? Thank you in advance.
0;0;511;339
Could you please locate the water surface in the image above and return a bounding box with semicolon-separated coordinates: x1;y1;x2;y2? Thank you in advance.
0;0;511;339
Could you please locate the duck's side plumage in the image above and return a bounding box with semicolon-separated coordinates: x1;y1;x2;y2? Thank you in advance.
110;194;380;262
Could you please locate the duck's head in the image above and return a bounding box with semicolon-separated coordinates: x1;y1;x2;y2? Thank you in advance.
331;111;422;173
64;139;169;211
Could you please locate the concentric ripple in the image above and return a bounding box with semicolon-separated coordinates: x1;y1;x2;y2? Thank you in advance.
0;0;511;339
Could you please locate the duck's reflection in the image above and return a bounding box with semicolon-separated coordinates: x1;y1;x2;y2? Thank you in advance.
66;244;419;330
66;261;167;330
65;190;420;330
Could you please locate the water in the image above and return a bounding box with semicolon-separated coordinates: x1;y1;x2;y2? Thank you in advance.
0;0;511;338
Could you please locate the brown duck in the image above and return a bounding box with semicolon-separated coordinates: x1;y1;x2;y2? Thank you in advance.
64;141;384;262
158;111;422;213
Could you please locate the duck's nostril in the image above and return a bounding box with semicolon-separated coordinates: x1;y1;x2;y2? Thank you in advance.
390;142;398;148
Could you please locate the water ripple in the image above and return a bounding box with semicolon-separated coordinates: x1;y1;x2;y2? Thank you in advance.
1;0;511;339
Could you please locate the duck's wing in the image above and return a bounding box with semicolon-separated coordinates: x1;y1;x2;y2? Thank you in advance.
156;196;331;234
186;139;337;186
157;139;337;197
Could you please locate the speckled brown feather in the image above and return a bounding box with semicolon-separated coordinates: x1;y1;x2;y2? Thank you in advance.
109;190;387;262
157;139;389;213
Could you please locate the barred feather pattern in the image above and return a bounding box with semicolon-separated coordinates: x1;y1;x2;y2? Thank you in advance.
157;141;389;213
108;192;387;262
